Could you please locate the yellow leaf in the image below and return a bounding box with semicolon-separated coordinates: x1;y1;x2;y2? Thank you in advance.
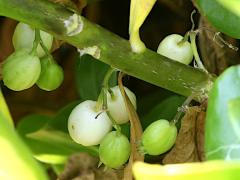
133;161;240;180
0;112;48;180
130;0;157;33
129;0;157;53
0;89;13;126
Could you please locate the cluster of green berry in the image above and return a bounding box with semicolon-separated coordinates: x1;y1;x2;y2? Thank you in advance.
68;85;177;169
2;22;64;91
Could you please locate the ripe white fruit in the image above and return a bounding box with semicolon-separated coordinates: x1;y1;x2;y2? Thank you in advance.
157;34;193;65
107;86;137;124
68;100;112;146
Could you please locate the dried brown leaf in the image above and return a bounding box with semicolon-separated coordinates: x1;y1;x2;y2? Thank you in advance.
198;17;240;75
58;153;123;180
95;168;122;180
118;73;144;180
58;153;98;180
196;110;206;161
163;106;205;164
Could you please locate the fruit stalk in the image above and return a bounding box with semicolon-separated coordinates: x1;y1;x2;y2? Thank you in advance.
37;29;52;58
0;0;213;101
31;29;41;55
189;31;208;72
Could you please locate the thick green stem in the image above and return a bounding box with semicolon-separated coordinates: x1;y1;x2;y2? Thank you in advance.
0;0;213;101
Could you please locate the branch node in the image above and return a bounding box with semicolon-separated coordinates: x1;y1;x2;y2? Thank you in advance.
78;46;101;59
64;13;83;36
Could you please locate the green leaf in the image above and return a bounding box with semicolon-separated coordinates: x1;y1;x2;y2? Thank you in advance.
47;101;81;133
216;0;240;17
17;114;50;136
17;108;99;165
196;0;240;39
228;98;240;140
121;122;130;138
141;95;185;129
0;112;48;180
75;54;117;100
205;65;240;160
137;89;175;117
24;129;98;164
52;164;65;175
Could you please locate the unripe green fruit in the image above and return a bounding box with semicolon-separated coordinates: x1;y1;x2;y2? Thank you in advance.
13;22;53;57
142;119;177;155
157;34;193;65
99;131;131;169
2;49;41;91
107;86;137;124
36;57;64;91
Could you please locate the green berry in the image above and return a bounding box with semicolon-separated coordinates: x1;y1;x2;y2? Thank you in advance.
36;57;64;91
99;131;131;169
2;49;41;91
142;119;177;155
12;22;53;57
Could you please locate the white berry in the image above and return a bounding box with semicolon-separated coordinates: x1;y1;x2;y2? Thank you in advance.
157;34;193;65
68;100;112;146
107;86;137;124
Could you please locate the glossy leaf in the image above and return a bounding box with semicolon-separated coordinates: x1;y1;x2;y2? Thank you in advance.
216;0;240;17
17;114;50;136
24;129;98;164
137;89;174;117
228;98;240;140
75;55;117;100
196;0;240;39
141;95;185;129
205;65;240;160
47;101;81;132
